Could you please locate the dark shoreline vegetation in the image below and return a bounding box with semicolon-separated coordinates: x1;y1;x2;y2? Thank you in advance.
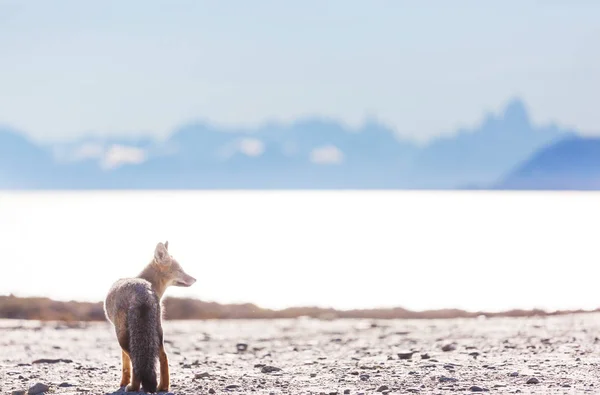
1;294;598;322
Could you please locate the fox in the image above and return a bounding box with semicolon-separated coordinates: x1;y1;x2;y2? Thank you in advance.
104;241;196;393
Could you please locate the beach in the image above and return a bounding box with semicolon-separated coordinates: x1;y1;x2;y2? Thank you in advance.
1;313;599;394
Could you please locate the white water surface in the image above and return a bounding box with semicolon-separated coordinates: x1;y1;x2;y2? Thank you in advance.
0;191;598;313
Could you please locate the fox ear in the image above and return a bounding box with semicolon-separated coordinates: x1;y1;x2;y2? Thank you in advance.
164;241;169;250
154;242;169;264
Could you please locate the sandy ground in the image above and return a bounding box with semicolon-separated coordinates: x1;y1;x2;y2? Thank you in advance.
1;313;600;395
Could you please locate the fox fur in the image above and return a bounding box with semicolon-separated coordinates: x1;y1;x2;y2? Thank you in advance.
104;241;196;393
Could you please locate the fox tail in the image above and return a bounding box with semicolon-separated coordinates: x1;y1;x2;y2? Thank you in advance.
127;303;159;392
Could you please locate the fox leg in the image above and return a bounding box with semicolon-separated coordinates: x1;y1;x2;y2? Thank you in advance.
120;350;132;387
157;345;170;392
126;372;141;392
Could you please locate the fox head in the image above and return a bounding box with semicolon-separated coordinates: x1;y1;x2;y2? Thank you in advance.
152;241;197;288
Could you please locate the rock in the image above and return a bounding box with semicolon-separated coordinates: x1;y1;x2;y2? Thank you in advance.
58;382;75;387
261;365;282;373
225;384;240;390
397;351;414;360
195;372;211;379
236;343;248;352
439;376;457;383
359;374;370;381
209;389;215;394
509;372;519;377
441;344;456;352
469;386;486;392
526;377;540;385
344;390;350;394
11;391;26;395
420;353;431;359
376;385;389;392
28;383;50;395
31;358;72;364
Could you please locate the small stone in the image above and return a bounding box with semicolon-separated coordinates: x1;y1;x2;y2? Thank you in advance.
195;372;211;379
225;385;240;390
209;389;215;394
32;358;72;364
469;386;485;392
439;376;457;383
397;352;414;360
58;382;75;388
441;344;456;352
11;391;26;395
420;353;431;360
28;383;50;395
344;390;350;395
509;372;519;377
359;374;370;381
376;385;389;392
236;343;248;352
526;377;540;385
261;366;282;373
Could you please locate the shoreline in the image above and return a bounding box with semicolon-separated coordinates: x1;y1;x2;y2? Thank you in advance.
1;294;598;322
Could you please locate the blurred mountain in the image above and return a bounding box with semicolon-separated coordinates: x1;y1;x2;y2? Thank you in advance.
0;98;587;189
407;99;573;188
497;136;600;190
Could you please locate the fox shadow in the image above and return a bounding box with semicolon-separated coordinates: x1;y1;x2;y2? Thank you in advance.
105;389;175;395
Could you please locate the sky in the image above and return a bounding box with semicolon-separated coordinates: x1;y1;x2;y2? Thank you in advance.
1;0;599;143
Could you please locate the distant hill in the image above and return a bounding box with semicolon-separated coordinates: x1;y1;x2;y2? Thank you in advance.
0;294;594;322
0;98;588;189
497;136;600;190
408;100;573;188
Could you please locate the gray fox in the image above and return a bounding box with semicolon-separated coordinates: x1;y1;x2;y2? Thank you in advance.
104;241;196;392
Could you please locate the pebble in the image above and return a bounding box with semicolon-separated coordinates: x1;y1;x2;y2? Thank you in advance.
442;344;457;352
376;385;389;392
195;372;211;379
261;365;282;373
31;358;72;364
236;343;248;352
11;391;26;395
439;376;457;383
526;377;540;384
397;352;414;360
469;385;487;392
27;383;50;395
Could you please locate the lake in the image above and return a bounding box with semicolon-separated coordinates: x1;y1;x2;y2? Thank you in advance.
0;190;598;313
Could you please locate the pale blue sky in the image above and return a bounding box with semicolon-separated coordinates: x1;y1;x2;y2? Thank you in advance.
1;0;599;143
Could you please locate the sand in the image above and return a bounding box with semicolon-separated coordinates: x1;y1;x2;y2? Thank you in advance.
1;313;600;394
